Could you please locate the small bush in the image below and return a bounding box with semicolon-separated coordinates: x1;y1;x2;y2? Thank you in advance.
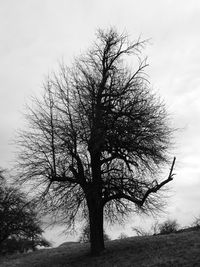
132;221;159;236
192;215;200;229
132;227;151;236
133;219;179;237
159;219;179;235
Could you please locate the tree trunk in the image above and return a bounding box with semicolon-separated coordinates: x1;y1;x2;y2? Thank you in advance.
87;197;105;256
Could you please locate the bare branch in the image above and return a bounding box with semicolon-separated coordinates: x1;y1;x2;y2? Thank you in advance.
140;157;176;206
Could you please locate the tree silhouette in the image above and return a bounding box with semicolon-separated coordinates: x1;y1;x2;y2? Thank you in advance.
16;28;175;255
0;174;49;253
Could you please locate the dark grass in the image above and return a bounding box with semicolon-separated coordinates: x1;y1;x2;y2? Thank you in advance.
1;229;200;267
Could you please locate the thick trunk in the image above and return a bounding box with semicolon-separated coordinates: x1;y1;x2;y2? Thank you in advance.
87;147;104;255
87;197;104;256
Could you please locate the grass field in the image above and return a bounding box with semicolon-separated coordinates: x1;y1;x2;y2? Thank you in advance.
0;229;200;267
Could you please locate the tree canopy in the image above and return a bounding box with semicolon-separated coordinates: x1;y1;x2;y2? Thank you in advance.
16;28;175;255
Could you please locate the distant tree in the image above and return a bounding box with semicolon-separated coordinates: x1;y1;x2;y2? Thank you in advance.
0;173;49;253
0;236;50;254
158;219;179;235
16;28;176;255
0;187;40;244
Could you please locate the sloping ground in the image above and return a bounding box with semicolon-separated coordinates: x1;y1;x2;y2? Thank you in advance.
58;241;79;247
0;229;200;267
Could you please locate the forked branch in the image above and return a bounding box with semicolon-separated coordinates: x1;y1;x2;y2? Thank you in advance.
140;157;176;205
102;157;176;207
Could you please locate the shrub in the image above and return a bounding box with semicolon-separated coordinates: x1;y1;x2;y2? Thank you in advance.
192;215;200;229
132;221;159;236
132;227;151;236
158;219;179;235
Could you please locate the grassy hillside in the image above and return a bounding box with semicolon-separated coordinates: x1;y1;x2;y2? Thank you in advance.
0;229;200;267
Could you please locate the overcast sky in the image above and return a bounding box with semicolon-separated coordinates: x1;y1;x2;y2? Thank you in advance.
1;0;200;246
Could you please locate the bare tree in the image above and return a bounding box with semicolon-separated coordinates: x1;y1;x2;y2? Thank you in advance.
16;28;175;255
